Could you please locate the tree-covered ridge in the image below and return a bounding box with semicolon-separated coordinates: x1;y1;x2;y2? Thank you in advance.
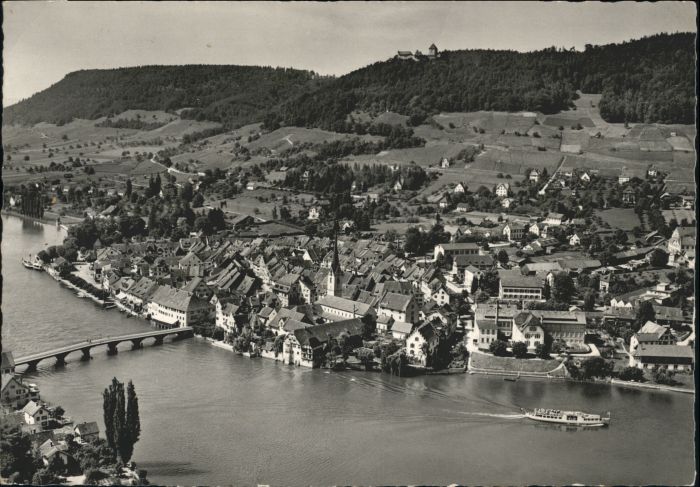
4;33;695;128
4;65;322;127
275;32;695;128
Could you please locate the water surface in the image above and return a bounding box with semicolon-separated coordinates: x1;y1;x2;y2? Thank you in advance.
2;215;695;486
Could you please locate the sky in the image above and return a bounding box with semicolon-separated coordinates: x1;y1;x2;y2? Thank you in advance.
2;1;696;106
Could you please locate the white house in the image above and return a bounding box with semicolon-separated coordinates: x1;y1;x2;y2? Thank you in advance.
543;213;564;226
215;301;240;334
378;292;416;324
494;183;510;198
454;182;467;194
1;375;40;409
405;323;438;366
308;206;321;221
22;400;50;428
529;222;548;238
510;311;546;352
503;222;526;242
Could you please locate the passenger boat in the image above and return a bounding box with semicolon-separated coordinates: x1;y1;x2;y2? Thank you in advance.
521;408;610;427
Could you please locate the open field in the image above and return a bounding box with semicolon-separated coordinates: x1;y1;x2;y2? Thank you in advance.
211;188;318;221
666;136;694;152
596;208;642;231
95;109;178;125
370;217;436;234
343;141;473;168
246;126;383;154
470;351;565;374
348;110;408;126
472;147;562;174
542;115;595;128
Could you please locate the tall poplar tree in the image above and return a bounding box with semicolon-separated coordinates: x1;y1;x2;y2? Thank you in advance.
102;378;141;464
123;381;141;463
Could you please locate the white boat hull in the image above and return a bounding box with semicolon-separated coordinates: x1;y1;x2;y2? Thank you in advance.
523;409;610;427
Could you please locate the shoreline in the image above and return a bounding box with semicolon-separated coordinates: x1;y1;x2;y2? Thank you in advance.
29;254;696;396
2;208;79;228
45;267;111;307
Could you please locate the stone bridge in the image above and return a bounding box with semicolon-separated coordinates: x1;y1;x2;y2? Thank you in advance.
14;327;194;371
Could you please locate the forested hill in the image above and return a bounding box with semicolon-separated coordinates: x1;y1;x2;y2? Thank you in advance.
4;33;695;128
3;65;323;127
275;32;695;129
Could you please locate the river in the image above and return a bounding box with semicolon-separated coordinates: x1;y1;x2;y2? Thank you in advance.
1;214;695;486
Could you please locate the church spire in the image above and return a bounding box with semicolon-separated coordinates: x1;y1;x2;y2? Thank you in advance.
331;219;340;273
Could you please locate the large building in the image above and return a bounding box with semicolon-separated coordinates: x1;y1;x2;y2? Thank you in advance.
316;295;375;322
498;271;545;302
434;242;480;261
473;304;585;351
283;318;365;367
631;345;694;371
148;285;212;327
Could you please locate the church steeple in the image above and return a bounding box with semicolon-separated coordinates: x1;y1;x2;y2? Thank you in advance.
331;219;341;273
327;220;342;297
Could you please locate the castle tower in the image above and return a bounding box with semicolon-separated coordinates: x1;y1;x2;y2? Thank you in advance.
428;43;438;58
327;220;343;297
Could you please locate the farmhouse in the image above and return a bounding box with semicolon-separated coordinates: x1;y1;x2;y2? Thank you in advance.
629;321;675;352
631;345;694;371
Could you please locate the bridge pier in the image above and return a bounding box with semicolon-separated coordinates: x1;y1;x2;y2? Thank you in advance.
16;328;193;371
80;347;92;361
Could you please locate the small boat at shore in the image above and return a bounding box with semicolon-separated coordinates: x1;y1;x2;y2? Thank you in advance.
22;255;43;270
504;377;518;382
522;408;610;427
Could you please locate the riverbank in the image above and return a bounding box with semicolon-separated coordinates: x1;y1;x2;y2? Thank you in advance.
45;266;111;307
1;208;82;227
468;351;569;378
610;378;694;395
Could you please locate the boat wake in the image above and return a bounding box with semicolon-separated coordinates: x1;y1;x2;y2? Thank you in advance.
460;412;526;419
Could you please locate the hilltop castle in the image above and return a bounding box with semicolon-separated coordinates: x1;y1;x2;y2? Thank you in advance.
396;43;439;61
